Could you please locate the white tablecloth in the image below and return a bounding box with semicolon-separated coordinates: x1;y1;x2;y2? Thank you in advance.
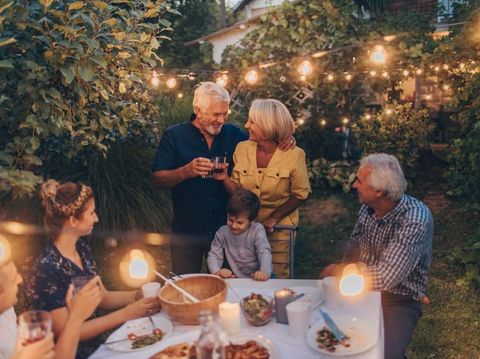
89;278;384;359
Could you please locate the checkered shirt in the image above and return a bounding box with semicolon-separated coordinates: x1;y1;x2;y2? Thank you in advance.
348;194;433;301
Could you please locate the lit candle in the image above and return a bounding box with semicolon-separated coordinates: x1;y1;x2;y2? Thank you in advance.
339;263;365;296
128;250;149;280
218;302;241;336
274;289;294;324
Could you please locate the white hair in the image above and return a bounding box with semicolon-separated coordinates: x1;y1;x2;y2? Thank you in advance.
360;153;407;201
192;82;230;113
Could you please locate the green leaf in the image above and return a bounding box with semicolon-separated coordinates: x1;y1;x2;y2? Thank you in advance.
68;1;84;11
158;19;171;27
90;55;107;68
144;8;158;18
140;32;149;42
60;66;75;84
150;37;159;49
93;1;108;10
30;136;40;151
39;0;54;10
78;66;95;81
0;59;14;69
0;37;16;47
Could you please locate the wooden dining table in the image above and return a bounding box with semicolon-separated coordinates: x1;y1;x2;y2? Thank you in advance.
89;277;384;358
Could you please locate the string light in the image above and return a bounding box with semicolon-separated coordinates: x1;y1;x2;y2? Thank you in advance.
326;74;334;82
245;69;258;85
442;84;450;90
371;45;387;65
188;72;196;81
279;76;286;82
300;75;307;81
342;117;349;124
150;71;160;87
425;94;432;100
369;70;377;77
416;69;423;75
402;70;409;76
320;119;327;126
177;92;184;98
297;59;313;77
345;73;352;81
443;64;449;70
381;71;389;78
365;114;372;120
216;74;228;87
434;66;440;72
385;108;393;115
166;77;176;89
297;118;305;126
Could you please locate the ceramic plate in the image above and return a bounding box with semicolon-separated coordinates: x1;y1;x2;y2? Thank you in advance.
307;315;378;356
106;315;173;352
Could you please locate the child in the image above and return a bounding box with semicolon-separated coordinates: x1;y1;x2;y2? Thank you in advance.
207;188;272;281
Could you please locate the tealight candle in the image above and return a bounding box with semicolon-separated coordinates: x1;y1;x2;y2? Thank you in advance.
274;289;294;324
218;302;241;336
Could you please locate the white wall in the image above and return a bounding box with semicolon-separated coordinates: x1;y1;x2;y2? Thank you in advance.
209;27;256;63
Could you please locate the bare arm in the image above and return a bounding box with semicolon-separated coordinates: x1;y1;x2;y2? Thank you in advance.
51;297;160;342
99;290;137;311
152;157;212;189
222;176;239;195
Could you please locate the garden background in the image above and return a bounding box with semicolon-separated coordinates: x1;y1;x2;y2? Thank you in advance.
1;0;479;357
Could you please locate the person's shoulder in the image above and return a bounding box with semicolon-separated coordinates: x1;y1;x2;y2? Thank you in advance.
164;121;190;134
223;124;248;140
250;222;267;235
401;195;432;221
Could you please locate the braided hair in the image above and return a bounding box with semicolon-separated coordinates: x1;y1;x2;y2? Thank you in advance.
40;180;93;239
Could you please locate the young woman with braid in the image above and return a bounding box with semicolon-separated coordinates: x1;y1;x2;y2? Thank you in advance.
26;180;160;357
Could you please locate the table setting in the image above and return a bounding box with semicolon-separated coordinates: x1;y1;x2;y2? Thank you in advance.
89;253;384;358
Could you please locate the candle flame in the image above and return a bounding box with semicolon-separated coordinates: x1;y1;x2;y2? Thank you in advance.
339;264;365;296
128;251;149;279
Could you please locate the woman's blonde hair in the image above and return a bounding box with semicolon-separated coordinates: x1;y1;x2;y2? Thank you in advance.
40;180;94;239
248;99;295;142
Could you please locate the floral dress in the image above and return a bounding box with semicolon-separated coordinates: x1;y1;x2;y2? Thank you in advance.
26;239;98;312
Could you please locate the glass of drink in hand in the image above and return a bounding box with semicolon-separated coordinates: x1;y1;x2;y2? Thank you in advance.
18;310;52;344
211;156;227;177
72;275;93;295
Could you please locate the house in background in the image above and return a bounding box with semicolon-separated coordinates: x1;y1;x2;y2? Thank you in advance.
185;0;293;63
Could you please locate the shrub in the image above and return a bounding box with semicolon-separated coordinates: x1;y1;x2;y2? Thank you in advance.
0;0;177;198
351;103;435;176
308;158;357;193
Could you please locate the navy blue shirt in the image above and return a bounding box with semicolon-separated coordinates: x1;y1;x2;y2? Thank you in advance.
152;115;248;236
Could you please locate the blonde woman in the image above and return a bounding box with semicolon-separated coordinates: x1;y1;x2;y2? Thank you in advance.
26;180;160;357
222;99;311;278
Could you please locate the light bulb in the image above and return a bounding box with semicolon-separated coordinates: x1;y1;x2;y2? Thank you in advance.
385;108;393;115
342;117;349;124
298;118;305;125
216;75;228;87
320;119;326;126
166;77;176;88
245;70;258;85
371;45;387;65
345;73;352;81
297;60;313;77
177;92;184;98
416;69;423;75
381;71;389;78
365;114;372;120
327;74;334;82
402;70;409;76
369;70;377;77
151;71;160;87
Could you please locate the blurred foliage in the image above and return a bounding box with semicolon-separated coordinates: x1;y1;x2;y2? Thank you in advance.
220;0;436;159
351;103;435;176
308;158;357;193
0;0;177;198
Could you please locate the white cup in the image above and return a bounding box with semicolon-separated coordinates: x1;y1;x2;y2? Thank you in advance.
286;300;311;340
142;282;161;298
218;302;241;336
322;276;342;309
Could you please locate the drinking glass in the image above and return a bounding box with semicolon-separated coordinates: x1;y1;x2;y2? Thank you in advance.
72;275;93;295
18;310;52;344
211;156;227;176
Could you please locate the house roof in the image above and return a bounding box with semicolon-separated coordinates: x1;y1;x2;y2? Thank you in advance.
184;13;262;46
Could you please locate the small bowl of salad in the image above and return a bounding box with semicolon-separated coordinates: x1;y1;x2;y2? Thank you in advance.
240;293;273;326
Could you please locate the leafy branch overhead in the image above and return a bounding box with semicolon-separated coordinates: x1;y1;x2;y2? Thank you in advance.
0;0;178;197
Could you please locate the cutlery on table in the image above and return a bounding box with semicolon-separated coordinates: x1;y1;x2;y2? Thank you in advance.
319;308;350;344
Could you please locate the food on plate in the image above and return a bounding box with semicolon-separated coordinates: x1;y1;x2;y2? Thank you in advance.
316;327;350;352
129;329;164;350
225;340;269;359
241;293;273;326
149;342;196;359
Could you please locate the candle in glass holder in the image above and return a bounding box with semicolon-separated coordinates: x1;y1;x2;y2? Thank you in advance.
274;289;294;324
218;302;241;336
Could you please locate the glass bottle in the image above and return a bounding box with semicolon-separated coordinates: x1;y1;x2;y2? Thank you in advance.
196;309;226;359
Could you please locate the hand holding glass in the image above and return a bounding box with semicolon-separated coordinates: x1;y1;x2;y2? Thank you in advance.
18;310;52;344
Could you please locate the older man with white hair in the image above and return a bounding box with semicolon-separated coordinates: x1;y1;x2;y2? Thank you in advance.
152;82;294;274
320;153;433;359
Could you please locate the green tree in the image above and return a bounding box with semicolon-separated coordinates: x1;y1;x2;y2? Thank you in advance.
0;0;176;198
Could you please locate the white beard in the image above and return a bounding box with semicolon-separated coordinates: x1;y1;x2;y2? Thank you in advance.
205;124;223;136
